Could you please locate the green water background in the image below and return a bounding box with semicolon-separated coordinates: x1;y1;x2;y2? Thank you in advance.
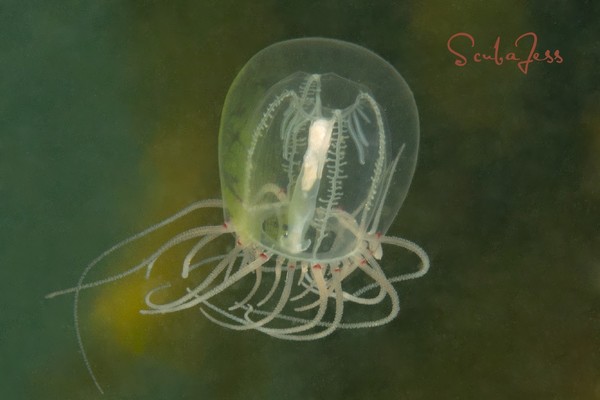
2;1;599;399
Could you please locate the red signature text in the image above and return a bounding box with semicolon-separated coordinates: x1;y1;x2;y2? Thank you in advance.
447;32;563;75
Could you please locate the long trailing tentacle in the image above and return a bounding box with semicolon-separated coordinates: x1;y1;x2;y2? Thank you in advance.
45;199;226;299
45;199;225;394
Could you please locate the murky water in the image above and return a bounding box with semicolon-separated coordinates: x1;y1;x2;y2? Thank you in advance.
2;1;599;399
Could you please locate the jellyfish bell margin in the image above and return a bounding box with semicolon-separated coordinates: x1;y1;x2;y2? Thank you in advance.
45;38;430;394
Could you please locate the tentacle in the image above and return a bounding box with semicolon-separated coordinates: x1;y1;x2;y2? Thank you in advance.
181;234;220;279
293;259;383;306
224;252;398;331
45;199;224;394
225;247;249;282
142;251;270;314
188;254;227;273
335;259;386;305
200;233;425;335
242;264;295;328
257;257;284;307
268;265;345;341
228;263;262;311
204;264;344;340
225;305;331;328
343;283;386;305
200;301;253;327
352;235;430;297
46;202;227;298
299;263;386;309
382;236;430;282
255;264;329;336
143;245;242;313
297;262;309;286
248;254;395;331
342;253;399;329
144;226;227;279
199;262;297;330
290;275;317;302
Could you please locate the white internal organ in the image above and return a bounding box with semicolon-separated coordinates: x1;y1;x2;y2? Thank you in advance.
282;118;334;254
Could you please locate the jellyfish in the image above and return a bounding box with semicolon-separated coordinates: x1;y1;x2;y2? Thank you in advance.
46;38;429;392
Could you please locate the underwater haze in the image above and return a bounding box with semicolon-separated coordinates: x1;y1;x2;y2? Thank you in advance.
2;1;599;399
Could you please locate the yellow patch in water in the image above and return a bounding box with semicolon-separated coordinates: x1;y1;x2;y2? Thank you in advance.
88;115;220;356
